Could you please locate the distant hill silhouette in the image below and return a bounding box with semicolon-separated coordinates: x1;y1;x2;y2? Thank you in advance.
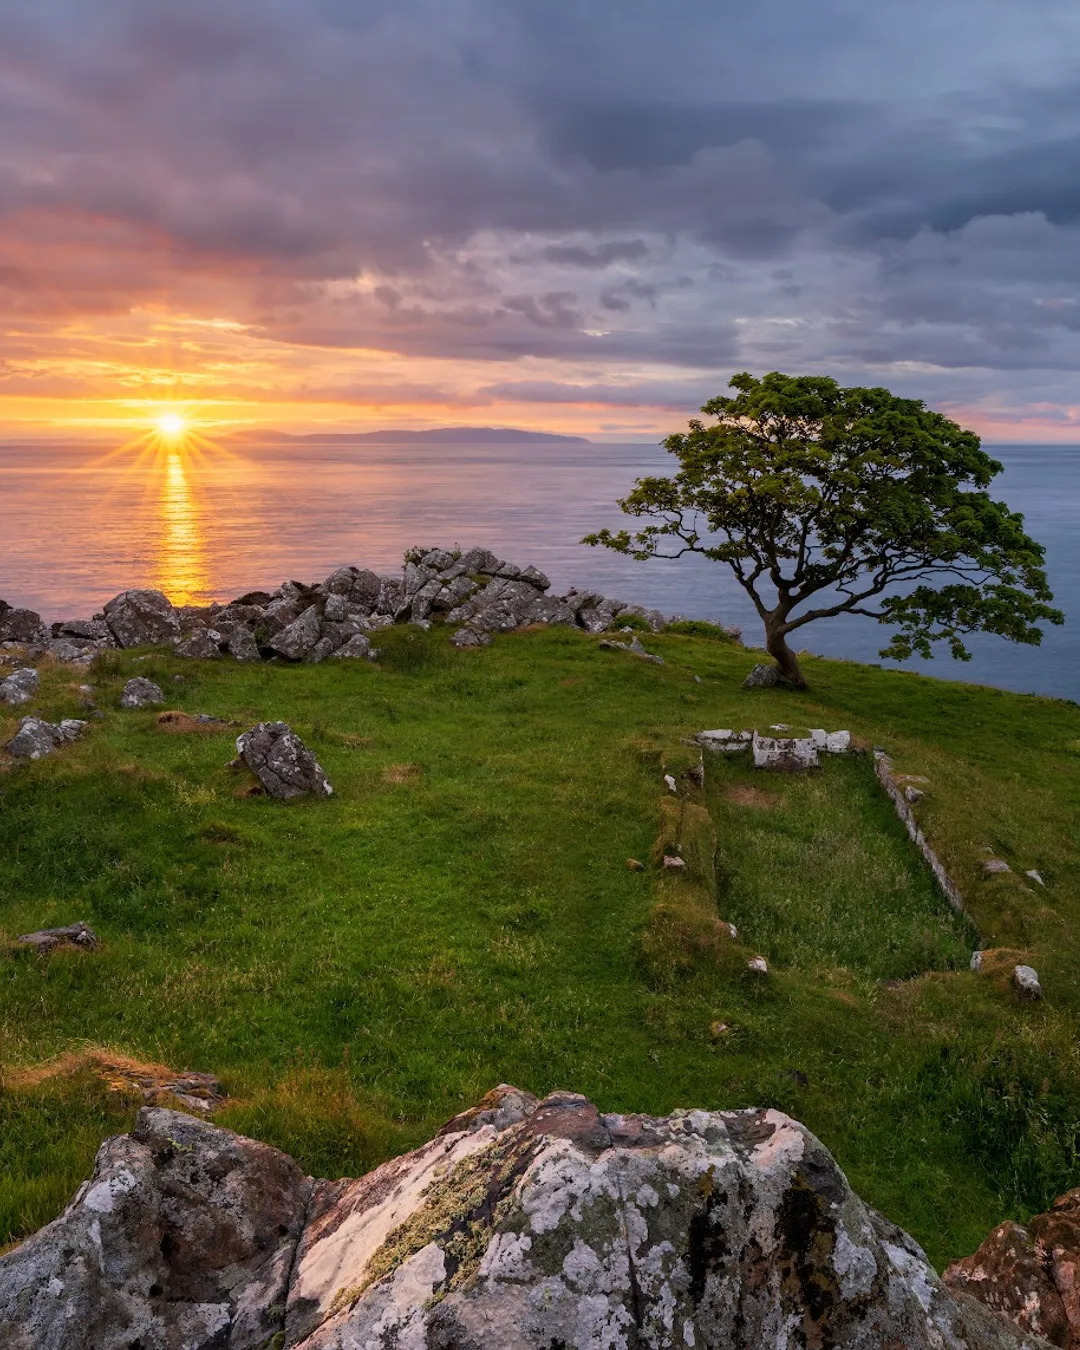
225;426;590;445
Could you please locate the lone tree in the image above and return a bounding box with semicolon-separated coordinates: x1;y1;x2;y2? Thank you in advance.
585;372;1061;689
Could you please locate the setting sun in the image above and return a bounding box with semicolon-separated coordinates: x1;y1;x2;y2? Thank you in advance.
156;412;187;440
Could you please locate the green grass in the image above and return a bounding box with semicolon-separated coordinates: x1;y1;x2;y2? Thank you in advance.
1;626;1078;1269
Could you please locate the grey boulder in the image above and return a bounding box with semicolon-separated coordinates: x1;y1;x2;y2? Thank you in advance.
0;1107;311;1350
0;667;39;705
6;716;87;759
270;605;323;661
103;589;180;648
15;921;99;953
743;662;787;689
175;628;223;659
0;601;48;646
236;722;333;799
0;1089;1042;1350
451;627;493;648
120;676;165;708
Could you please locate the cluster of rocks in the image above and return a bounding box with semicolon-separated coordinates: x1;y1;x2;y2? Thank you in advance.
6;715;87;760
0;547;701;669
697;725;852;770
0;1085;1045;1349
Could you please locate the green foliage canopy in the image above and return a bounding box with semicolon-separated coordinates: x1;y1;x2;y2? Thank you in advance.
586;372;1062;678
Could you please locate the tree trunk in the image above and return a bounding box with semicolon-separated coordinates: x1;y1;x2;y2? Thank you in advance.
765;624;807;689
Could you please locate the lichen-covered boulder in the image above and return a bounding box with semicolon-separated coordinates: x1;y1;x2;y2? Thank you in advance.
236;721;333;799
285;1090;1037;1349
175;628;224;659
0;1107;311;1350
0;601;48;646
0;667;39;705
103;589;180;648
270;605;323;661
120;676;165;708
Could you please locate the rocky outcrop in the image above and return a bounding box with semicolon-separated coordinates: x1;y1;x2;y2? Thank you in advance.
236;721;333;799
945;1189;1080;1346
0;601;48;647
0;1088;1046;1349
5;716;87;759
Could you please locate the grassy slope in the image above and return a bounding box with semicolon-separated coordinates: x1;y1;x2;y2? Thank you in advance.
0;626;1078;1268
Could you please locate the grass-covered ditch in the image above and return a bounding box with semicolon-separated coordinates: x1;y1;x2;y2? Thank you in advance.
1;623;1078;1268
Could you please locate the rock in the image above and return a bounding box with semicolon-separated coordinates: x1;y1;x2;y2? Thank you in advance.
0;604;48;646
905;785;926;803
53;618;115;645
662;854;686;870
103;589;180;648
1013;964;1043;1000
175;628;223;659
0;1106;311;1350
971;950;984;972
697;729;752;753
524;593;576;626
269;604;323;660
983;859;1012;875
1026;870;1045;886
6;716;87;759
747;955;769;973
945;1187;1080;1346
450;627;493;648
598;635;664;665
0;667;39;705
330;632;376;660
809;728;852;754
0;1088;1045;1349
455;546;499;575
753;731;820;771
615;603;667;632
743;662;786;688
235;722;333;799
710;1020;730;1038
45;639;97;664
663;773;678;793
518;563;550;590
228;625;261;662
727;921;738;939
120;676;165;708
320;565;383;612
626;858;645;871
15;922;99;953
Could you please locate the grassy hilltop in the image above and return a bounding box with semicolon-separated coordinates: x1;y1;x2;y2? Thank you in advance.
1;625;1078;1269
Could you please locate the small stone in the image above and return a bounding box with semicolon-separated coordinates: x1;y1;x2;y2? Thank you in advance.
1013;965;1043;1000
1026;869;1045;886
726;922;738;940
120;677;165;709
663;773;678;794
626;858;645;872
662;855;686;870
747;956;769;974
16;922;99;953
235;722;333;800
692;675;702;684
450;628;493;648
983;859;1011;875
970;951;984;972
0;667;39;706
769;723;790;732
904;785;925;804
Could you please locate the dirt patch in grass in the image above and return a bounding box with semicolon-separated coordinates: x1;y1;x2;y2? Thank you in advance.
156;710;233;733
6;1048;225;1113
383;763;422;785
725;784;782;809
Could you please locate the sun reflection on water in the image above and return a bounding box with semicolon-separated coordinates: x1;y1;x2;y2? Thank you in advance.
156;448;208;606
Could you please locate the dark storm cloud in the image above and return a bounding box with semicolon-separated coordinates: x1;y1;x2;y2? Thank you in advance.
2;0;1080;409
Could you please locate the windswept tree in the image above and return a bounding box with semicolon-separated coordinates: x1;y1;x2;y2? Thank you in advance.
585;372;1061;689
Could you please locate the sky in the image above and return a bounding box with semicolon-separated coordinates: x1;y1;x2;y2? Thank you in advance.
3;0;1080;440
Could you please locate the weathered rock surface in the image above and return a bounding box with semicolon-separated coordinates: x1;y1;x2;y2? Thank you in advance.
103;589;181;648
0;666;39;705
175;627;223;659
236;721;333;799
0;1088;1043;1350
0;1106;311;1350
6;716;87;759
743;662;788;688
753;730;820;771
1013;964;1043;1000
120;676;165;708
0;601;48;646
945;1188;1080;1347
15;921;99;953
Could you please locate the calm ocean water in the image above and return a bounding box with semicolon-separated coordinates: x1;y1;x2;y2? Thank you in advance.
0;437;1075;699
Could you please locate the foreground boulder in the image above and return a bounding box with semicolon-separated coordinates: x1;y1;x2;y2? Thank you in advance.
0;601;48;646
103;589;180;648
236;721;333;799
0;1089;1044;1349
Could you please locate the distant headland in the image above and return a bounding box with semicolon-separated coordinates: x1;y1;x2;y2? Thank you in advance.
223;426;591;445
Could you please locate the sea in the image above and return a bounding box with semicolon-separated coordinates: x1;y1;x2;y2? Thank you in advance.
0;436;1075;700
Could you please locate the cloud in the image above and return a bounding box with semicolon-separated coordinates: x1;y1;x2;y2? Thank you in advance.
1;0;1080;432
